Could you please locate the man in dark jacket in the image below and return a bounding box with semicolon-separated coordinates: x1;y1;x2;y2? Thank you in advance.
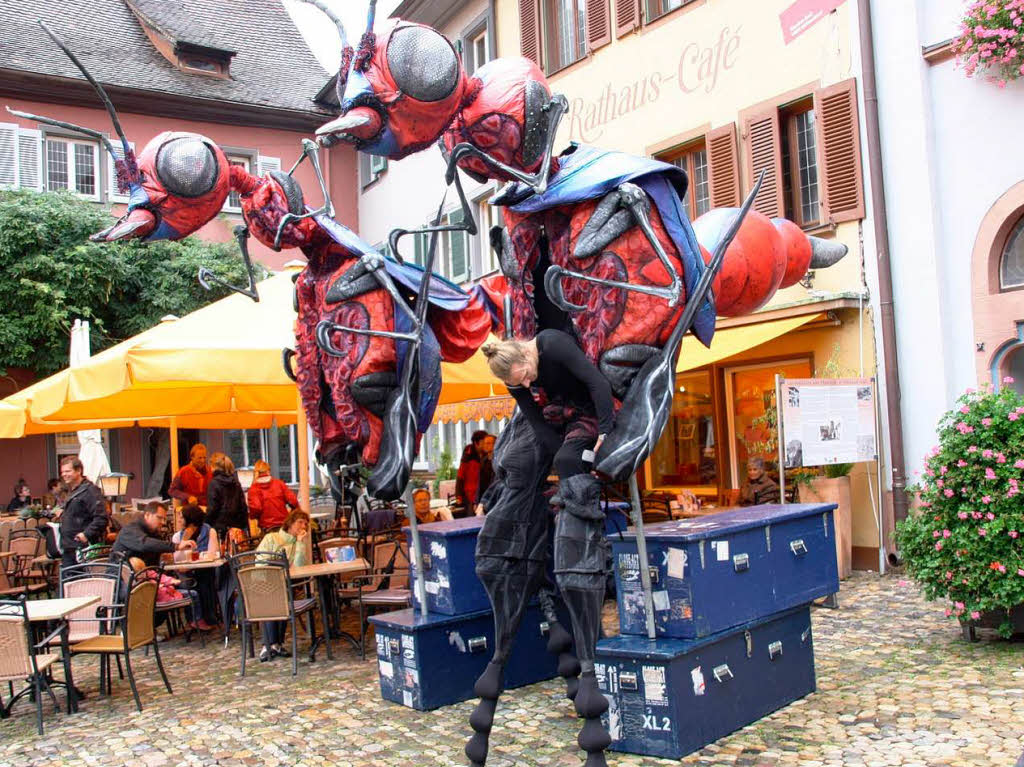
112;502;195;568
58;456;109;567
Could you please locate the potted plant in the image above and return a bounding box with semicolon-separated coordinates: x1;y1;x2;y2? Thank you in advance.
954;0;1024;87
433;447;457;500
895;379;1024;639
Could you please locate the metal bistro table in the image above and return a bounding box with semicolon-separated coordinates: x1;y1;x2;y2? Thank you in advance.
0;595;101;715
163;558;226;572
290;558;369;658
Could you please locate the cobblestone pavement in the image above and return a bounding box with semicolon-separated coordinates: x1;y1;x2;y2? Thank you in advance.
2;572;1023;767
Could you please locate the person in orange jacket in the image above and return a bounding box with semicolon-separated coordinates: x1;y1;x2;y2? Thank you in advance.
246;460;299;532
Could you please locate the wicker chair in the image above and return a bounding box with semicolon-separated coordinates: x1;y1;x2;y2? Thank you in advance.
230;550;322;676
57;562;125;644
339;539;411;659
8;529;50;590
0;598;63;734
69;568;172;712
640;496;672;524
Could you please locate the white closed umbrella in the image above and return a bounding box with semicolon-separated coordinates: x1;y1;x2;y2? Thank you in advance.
70;319;111;483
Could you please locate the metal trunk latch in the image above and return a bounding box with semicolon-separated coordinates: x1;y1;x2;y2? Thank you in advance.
733;553;749;573
648;565;660;584
421;554;433;570
468;636;488;653
744;630;752;658
620;671;638;691
789;539;808;557
713;664;733;682
539;621;550;636
769;640;783;660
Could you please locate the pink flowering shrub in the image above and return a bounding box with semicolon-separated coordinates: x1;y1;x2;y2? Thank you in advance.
896;381;1024;636
954;0;1024;86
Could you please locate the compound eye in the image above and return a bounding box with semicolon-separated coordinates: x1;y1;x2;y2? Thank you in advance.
155;137;219;198
386;25;459;103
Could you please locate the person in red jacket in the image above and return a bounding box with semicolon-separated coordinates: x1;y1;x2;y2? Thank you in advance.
454;430;495;516
247;460;299;532
169;443;212;507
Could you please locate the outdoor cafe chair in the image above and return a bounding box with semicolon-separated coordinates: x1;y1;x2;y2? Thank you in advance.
229;550;322;677
0;561;48;599
7;530;51;595
69;567;172;712
339;539;411;660
0;597;64;734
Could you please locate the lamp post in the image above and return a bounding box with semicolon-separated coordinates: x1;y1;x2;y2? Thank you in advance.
98;472;130;513
237;466;256;492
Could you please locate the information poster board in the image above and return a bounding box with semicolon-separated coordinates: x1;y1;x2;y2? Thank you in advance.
779;377;877;468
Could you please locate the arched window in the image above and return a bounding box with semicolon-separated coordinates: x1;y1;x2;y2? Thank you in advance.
1006;346;1024;395
1000;213;1024;289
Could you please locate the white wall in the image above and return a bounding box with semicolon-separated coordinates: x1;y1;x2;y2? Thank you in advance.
872;0;1024;471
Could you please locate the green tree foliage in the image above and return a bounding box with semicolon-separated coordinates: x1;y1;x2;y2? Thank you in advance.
0;189;266;375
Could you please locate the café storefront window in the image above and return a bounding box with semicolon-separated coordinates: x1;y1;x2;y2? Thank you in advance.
724;358;811;487
647;371;717;494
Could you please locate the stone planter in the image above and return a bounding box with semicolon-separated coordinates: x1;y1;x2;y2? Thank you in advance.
960;604;1024;642
798;475;853;580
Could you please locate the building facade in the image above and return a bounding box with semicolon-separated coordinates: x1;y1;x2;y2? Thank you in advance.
487;0;890;567
871;0;1024;477
0;0;357;500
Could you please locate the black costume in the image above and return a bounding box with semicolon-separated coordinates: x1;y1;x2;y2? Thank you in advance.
205;471;248;538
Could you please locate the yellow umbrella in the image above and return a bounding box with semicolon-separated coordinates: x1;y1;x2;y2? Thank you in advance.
0;269;506;436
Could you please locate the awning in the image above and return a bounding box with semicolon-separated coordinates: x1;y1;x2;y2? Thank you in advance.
677;313;824;372
433;396;516;425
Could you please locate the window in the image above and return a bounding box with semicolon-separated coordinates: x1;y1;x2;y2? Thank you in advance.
521;1;610;74
55;430;109;457
645;0;687;23
1006;347;1024;396
662;142;710;220
45;137;99;200
780;100;821;228
225;429;266;469
1000;214;1024;290
225;155;250;211
446;208;470;283
544;0;587;73
464;23;491;75
476;198;501;277
359;152;387;189
724;359;811;488
740;79;864;226
0;124;42;191
648;370;717;491
411;230;432;268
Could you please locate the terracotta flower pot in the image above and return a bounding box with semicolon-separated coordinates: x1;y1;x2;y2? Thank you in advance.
798;475;853;579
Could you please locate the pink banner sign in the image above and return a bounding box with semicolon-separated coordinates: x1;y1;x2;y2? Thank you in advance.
779;0;847;45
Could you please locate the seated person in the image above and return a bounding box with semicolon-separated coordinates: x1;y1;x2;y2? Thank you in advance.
739;457;781;506
171;504;220;631
407;488;440;525
172;504;221;559
128;556;202;630
254;509;310;662
112;501;195;567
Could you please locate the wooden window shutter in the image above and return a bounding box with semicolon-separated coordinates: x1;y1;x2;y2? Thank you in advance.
519;0;541;65
814;78;865;223
0;123;19;188
615;0;641;38
448;208;469;282
706;123;740;208
742;108;785;218
586;0;611;51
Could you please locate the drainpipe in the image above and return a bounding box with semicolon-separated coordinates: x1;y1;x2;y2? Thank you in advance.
857;0;910;545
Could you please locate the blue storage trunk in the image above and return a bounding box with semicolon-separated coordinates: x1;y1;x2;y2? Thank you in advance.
613;503;839;638
596;606;816;759
407;517;490;615
368;603;562;710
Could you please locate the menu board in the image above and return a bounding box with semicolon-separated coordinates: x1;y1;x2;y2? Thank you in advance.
779;378;877;468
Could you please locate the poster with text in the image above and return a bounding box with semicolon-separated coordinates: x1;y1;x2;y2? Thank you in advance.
780;378;877;468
